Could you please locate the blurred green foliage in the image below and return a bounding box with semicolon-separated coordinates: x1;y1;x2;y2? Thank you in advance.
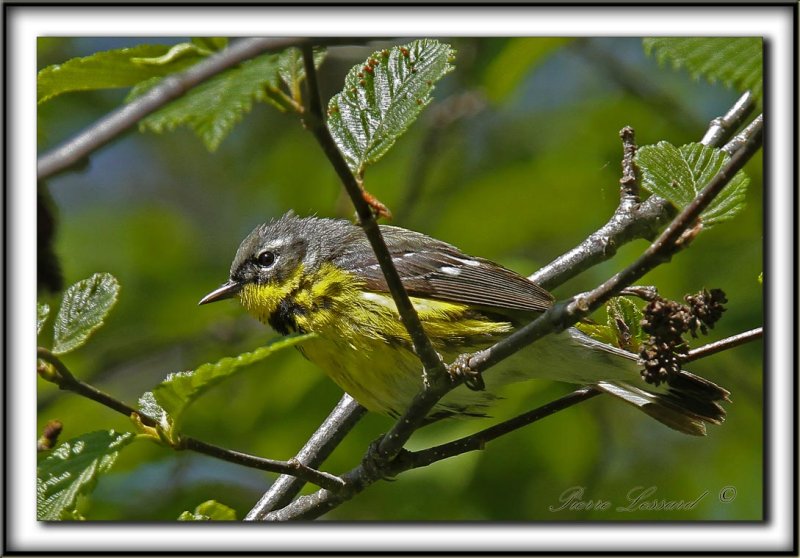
37;37;762;521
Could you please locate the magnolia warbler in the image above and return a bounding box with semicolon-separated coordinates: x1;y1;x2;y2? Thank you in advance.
200;212;728;435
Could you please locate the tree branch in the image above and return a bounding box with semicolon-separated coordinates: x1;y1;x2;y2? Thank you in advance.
682;327;763;363
469;116;763;376
245;394;365;520
37;347;344;491
396;387;602;471
530;93;758;290
701;91;755;148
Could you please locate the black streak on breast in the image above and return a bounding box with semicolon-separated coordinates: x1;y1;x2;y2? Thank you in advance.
268;298;307;335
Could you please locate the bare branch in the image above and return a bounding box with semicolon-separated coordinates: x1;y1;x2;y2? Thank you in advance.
683;327;763;363
723;113;764;155
37;348;343;490
618;126;640;205
397;388;601;470
701;91;755;147
245;394;365;520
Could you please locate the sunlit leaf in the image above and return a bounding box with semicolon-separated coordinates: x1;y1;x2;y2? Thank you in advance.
37;303;50;335
52;273;120;355
37;430;135;520
327;39;455;177
178;500;237;521
151;334;315;430
636;142;749;227
643;37;762;103
37;44;204;104
606;297;646;353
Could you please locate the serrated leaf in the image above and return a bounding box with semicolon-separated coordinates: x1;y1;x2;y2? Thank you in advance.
643;37;762;104
37;430;135;520
37;44;205;105
327;39;455;176
178;500;237;521
484;38;571;102
52;273;120;355
37;303;50;335
151;334;315;430
635;142;749;227
134;52;281;151
606;297;646;353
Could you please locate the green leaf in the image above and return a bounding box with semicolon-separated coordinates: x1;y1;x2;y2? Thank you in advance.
137;391;170;430
150;334;315;430
178;500;237;521
37;44;205;104
191;37;228;52
37;430;135;520
576;297;646;352
52;273;120;355
129;42;213;66
277;47;326;99
134;52;281;151
635;142;749;227
37;303;50;335
643;37;762;104
606;297;646;353
574;321;617;347
327;39;455;177
483;38;571;102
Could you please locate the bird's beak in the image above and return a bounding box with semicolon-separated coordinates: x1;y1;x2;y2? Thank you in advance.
198;280;243;305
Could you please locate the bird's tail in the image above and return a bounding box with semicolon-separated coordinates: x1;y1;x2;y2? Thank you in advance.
595;370;730;436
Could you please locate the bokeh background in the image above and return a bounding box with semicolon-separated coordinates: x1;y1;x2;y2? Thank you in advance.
37;37;763;520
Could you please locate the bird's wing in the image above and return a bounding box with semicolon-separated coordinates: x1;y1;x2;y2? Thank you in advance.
332;225;553;315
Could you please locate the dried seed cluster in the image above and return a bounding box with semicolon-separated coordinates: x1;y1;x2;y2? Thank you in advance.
639;288;727;386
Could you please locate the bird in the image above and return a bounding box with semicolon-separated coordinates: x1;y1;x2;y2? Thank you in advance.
200;211;729;435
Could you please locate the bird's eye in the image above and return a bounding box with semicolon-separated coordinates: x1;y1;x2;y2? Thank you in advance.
256;251;276;268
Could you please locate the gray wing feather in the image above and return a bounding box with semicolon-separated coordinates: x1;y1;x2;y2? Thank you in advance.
331;225;553;315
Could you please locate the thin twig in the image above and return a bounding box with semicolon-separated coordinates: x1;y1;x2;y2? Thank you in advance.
37;348;344;490
245;394;365;520
682;327;763;363
723;114;764;155
396;388;602;470
618;126;640;206
701;91;755;147
182;439;345;492
300;45;448;460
